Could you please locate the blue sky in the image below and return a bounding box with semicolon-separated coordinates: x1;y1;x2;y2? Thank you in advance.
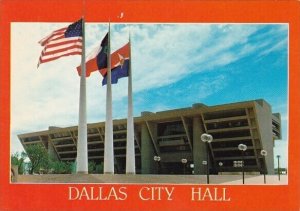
11;23;288;168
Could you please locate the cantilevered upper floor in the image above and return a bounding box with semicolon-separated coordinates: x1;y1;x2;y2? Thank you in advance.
18;99;281;174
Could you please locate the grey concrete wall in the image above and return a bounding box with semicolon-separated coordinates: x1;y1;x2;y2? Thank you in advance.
193;116;207;174
141;123;156;174
254;101;275;174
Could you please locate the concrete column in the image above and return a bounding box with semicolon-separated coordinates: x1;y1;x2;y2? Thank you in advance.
141;123;156;174
193;116;206;174
48;140;59;161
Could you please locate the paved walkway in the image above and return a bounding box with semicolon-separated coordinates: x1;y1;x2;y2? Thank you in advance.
15;174;287;185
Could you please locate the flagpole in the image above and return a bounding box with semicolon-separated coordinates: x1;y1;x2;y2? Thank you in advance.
76;18;88;174
104;23;114;174
126;29;136;174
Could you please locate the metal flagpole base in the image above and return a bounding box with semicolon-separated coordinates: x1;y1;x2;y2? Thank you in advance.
126;172;135;175
77;171;88;174
104;172;114;175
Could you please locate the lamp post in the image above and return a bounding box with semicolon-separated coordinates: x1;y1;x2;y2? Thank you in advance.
276;155;281;181
181;158;187;175
153;156;161;174
260;150;267;184
201;133;213;184
238;144;247;184
202;160;208;181
233;160;243;176
218;162;223;175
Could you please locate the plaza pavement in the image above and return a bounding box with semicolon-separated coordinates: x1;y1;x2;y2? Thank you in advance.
15;174;288;185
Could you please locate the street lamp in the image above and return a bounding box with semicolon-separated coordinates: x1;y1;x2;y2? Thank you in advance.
260;150;267;184
276;155;281;181
238;144;247;184
181;158;187;175
233;161;243;168
153;156;161;174
218;162;223;175
201;133;213;184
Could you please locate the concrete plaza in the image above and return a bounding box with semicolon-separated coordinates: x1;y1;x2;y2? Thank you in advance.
15;174;287;185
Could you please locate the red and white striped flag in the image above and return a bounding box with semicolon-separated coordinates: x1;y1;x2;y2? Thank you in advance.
37;19;83;67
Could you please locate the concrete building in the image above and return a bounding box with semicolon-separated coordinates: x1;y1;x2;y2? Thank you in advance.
18;99;281;175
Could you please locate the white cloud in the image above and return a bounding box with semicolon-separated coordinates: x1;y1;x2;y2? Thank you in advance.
259;38;288;57
129;24;261;94
11;23;287;154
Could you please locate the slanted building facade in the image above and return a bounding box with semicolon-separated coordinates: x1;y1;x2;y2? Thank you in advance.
18;99;281;175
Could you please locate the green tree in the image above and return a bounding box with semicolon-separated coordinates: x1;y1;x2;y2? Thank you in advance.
88;161;97;173
274;167;287;174
88;161;104;174
50;160;72;174
95;162;104;174
11;151;27;174
25;144;49;174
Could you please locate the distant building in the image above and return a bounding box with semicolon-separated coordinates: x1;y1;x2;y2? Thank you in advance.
18;99;281;175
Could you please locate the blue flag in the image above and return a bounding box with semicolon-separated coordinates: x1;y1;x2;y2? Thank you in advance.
102;59;129;85
102;42;130;85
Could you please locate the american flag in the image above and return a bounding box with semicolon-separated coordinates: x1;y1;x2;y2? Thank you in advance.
37;19;83;67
